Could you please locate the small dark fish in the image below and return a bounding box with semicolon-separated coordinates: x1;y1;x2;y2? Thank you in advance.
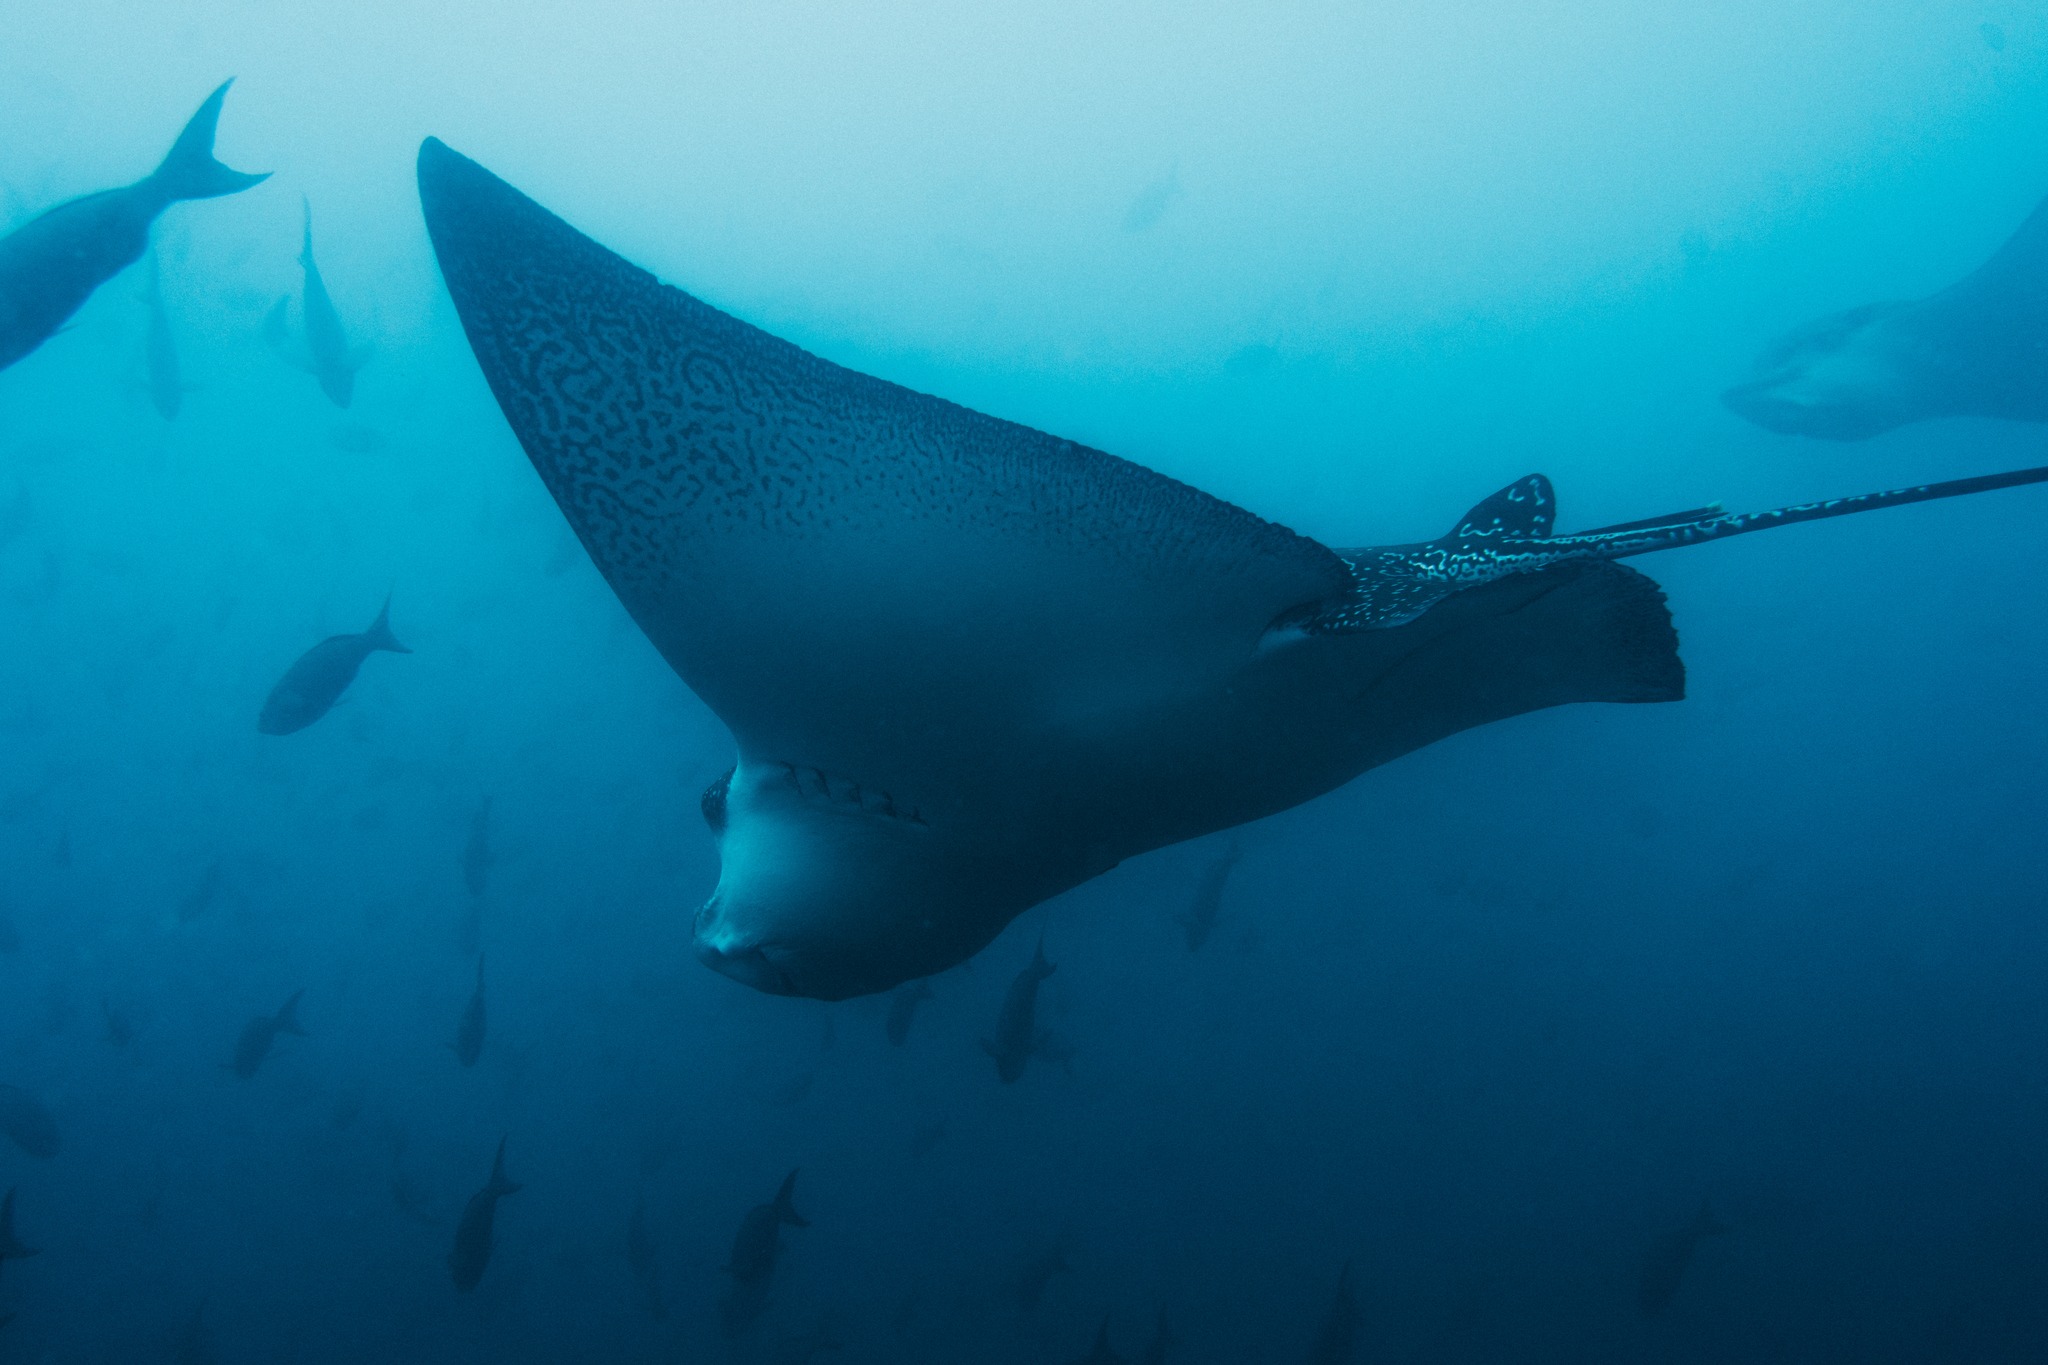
257;596;409;735
627;1196;667;1319
1638;1200;1729;1316
727;1168;808;1287
0;82;267;374
1070;1315;1125;1365
1308;1260;1359;1364
265;198;365;407
1174;842;1239;952
452;954;486;1067
1013;1245;1069;1314
884;979;932;1046
0;1186;38;1271
448;1137;521;1291
1137;1307;1177;1365
143;251;184;419
981;937;1055;1083
228;990;306;1078
102;997;135;1046
0;1085;60;1158
461;796;492;898
176;860;226;924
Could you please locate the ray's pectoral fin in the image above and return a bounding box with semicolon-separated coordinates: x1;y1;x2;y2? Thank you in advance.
1363;559;1684;746
415;136;1348;774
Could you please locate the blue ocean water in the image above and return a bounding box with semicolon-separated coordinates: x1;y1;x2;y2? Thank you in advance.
3;4;2047;1361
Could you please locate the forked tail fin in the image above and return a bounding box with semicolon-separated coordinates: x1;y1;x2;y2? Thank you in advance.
488;1137;522;1198
364;594;410;654
774;1168;809;1228
149;81;269;204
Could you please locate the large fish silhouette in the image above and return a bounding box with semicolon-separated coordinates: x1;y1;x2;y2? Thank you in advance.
1724;191;2048;439
0;82;266;374
416;138;2048;1001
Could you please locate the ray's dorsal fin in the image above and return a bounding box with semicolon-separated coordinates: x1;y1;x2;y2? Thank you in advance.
1453;473;1553;540
415;139;1350;788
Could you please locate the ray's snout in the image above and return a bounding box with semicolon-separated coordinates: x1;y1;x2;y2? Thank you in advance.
694;898;800;995
1720;378;1806;434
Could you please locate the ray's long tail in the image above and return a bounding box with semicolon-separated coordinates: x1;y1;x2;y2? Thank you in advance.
1556;462;2048;560
1320;462;2048;632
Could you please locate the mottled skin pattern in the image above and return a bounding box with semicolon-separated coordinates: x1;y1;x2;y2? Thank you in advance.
417;139;2048;1000
417;144;1345;648
1725;193;2048;439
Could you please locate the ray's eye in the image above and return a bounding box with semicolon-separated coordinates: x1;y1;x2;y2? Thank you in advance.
701;766;734;836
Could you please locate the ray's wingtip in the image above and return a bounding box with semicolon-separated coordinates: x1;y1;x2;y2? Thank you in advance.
415;136;478;200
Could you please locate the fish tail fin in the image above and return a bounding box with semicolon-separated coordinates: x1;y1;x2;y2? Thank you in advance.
300;195;315;268
1031;934;1056;980
774;1168;809;1228
274;989;308;1036
365;594;411;654
149;81;268;204
489;1137;522;1197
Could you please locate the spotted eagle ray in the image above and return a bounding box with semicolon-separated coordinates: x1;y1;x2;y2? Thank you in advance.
1724;190;2048;439
416;138;2048;1001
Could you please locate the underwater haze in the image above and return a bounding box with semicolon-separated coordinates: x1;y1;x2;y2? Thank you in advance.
4;2;2048;1362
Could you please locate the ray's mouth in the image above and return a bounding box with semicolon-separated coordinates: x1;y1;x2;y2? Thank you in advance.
695;928;801;996
1720;379;1812;433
